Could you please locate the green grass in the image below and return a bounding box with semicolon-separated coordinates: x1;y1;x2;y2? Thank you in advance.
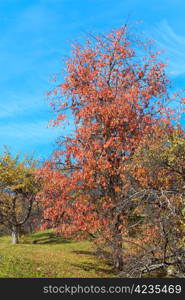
0;230;115;278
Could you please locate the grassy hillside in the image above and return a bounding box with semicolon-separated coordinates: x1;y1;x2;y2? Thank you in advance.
0;230;114;278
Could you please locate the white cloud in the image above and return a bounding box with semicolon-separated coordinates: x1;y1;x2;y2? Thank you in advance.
0;118;75;140
0;93;46;118
150;20;185;76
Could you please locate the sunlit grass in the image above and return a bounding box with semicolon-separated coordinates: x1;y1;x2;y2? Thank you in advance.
0;230;114;278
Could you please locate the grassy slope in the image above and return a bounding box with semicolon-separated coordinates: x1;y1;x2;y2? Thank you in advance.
0;230;114;278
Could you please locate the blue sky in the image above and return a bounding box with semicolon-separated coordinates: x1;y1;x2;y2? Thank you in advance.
0;0;185;161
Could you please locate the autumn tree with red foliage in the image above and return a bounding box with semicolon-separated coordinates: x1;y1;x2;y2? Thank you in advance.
38;25;184;274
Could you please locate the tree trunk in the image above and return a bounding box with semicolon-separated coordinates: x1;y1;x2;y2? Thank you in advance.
11;225;19;244
29;223;33;234
113;214;123;271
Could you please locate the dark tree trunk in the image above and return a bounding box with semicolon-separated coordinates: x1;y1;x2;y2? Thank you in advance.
113;214;123;271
